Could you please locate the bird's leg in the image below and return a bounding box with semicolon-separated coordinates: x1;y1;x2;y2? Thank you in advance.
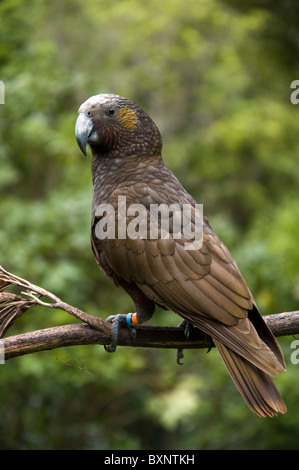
104;313;137;353
205;334;214;353
176;321;214;361
176;320;193;365
104;300;155;353
178;319;192;338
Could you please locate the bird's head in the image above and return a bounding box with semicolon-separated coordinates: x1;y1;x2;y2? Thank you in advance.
75;94;162;158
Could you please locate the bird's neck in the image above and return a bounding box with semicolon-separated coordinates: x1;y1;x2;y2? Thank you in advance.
91;152;163;213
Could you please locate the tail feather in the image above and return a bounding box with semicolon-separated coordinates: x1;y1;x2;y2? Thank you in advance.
214;338;287;417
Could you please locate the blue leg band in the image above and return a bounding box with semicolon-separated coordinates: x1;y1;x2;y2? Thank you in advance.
126;313;133;327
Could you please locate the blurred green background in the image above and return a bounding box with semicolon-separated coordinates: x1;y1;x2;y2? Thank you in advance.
1;0;299;450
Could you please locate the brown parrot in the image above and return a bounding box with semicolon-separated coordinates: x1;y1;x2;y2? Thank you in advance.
75;93;286;417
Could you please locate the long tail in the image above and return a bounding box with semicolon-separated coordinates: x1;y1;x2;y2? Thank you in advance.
214;339;287;417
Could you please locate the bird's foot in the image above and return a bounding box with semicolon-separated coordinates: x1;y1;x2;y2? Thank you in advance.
104;313;138;353
176;320;193;365
177;319;192;339
176;348;185;365
205;334;214;353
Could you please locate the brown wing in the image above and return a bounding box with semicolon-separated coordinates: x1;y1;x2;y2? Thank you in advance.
92;182;285;377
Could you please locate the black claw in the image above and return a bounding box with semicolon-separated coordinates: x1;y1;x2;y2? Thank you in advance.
205;334;214;353
176;320;192;365
104;343;117;353
176;348;184;365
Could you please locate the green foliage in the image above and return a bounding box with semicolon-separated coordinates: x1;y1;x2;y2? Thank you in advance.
1;0;299;450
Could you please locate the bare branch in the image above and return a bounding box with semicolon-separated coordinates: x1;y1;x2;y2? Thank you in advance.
2;324;212;360
0;265;298;361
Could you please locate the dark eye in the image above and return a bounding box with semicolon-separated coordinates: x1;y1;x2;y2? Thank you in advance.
106;106;116;116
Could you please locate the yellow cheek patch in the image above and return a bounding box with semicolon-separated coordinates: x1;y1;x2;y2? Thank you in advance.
117;106;137;131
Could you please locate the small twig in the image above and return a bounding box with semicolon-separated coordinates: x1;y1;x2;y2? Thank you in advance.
56;357;95;376
0;265;111;337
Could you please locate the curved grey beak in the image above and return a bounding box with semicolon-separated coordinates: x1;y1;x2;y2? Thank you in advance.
75;113;94;156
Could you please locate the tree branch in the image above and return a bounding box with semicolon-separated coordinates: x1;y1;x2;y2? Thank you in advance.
0;265;298;361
